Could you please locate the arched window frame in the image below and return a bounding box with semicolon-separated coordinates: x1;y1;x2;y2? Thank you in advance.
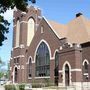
34;39;51;63
15;19;20;47
35;42;50;77
84;62;88;73
55;51;59;68
62;61;71;86
27;17;35;46
83;59;89;73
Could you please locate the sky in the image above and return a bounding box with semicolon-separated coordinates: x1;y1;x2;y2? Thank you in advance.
0;0;90;69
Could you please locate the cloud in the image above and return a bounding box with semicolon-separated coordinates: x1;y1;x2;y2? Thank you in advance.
1;9;13;23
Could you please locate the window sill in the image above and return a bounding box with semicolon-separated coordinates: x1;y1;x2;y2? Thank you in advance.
83;73;88;76
28;77;32;79
35;76;50;79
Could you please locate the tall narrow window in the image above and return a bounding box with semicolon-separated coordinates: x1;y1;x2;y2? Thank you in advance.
84;61;88;73
65;64;70;86
16;20;20;47
28;58;32;77
35;42;50;77
27;18;35;46
14;67;18;82
55;52;59;68
41;26;44;33
54;52;59;86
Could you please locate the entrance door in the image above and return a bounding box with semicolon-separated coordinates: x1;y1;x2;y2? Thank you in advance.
65;64;70;86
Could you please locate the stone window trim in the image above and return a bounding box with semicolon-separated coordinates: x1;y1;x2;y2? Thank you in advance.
28;77;32;79
34;39;52;63
35;76;50;79
83;73;89;76
82;59;89;74
27;56;33;64
82;59;89;66
12;44;25;51
62;61;72;86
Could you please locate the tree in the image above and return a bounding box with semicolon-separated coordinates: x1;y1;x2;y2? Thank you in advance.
0;72;4;79
0;57;5;68
0;57;7;79
0;57;2;64
0;0;36;46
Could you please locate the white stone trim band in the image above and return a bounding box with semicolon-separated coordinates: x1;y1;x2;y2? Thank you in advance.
35;76;50;79
59;68;82;73
13;55;25;58
71;69;82;72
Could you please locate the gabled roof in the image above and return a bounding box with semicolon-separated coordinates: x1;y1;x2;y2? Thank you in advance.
45;15;90;44
48;20;67;38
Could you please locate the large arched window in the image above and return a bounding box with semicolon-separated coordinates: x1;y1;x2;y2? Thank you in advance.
35;42;50;77
15;20;20;47
27;18;35;46
28;58;32;77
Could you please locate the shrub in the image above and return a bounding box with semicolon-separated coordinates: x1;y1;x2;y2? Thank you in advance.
19;84;25;90
32;83;45;88
5;84;16;90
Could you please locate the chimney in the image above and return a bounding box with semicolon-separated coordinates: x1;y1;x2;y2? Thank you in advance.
76;13;83;18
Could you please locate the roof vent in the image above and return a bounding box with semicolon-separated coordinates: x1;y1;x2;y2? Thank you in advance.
76;13;83;17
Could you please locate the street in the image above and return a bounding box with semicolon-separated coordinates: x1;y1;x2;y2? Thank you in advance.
0;85;5;90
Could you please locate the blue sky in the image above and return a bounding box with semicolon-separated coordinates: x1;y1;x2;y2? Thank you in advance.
0;0;90;69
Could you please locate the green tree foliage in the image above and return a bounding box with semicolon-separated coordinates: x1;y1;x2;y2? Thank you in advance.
0;57;5;79
0;72;4;79
0;57;2;64
0;0;36;46
0;57;3;64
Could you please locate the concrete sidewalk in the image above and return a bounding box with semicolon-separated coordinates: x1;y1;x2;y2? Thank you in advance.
0;85;5;90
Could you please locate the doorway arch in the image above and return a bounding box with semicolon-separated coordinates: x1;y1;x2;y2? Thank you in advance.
62;61;71;86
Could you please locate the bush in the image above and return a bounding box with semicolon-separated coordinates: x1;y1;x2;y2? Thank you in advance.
44;78;54;87
32;83;45;88
5;84;16;90
19;84;25;90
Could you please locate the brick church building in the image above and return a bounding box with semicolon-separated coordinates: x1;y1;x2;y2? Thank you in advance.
10;5;90;90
